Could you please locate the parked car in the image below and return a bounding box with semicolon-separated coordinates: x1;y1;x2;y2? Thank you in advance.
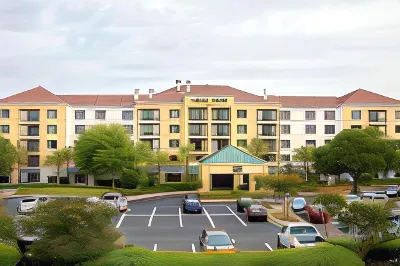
345;194;361;204
246;204;268;222
361;193;389;204
292;197;307;212
182;195;202;214
305;205;331;224
199;229;236;252
277;223;325;249
236;197;253;213
387;214;400;237
17;196;50;214
385;185;400;198
101;192;128;212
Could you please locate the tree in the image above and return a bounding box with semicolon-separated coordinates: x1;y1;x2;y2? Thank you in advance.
280;162;300;175
313;129;394;193
19;198;120;264
178;143;195;180
131;141;153;168
255;174;305;196
44;149;67;184
338;201;392;260
62;148;74;181
0;136;17;177
0;200;18;247
120;168;145;189
15;146;28;183
363;126;384;138
247;138;268;158
74;124;139;189
152;150;170;182
292;145;316;181
313;194;347;217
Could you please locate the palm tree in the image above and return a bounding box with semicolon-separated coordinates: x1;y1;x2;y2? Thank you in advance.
15;146;28;183
62;148;74;181
293;145;316;181
44;150;66;184
152;150;170;183
179;143;195;181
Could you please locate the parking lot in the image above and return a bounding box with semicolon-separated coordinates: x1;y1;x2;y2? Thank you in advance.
118;196;281;252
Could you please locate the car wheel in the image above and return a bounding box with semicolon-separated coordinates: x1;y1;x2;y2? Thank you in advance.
277;237;281;249
198;209;202;214
236;202;241;212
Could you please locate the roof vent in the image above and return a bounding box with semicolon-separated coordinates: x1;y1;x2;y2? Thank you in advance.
149;89;155;99
176;80;181;91
263;89;267;100
186;80;191;92
134;89;140;101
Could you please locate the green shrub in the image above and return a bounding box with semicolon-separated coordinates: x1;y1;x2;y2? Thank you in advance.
0;183;113;189
328;237;359;254
159;181;201;191
335;180;352;185
237;184;249;190
359;173;374;185
120;168;145;189
370;178;400;185
395;172;400;178
365;239;400;262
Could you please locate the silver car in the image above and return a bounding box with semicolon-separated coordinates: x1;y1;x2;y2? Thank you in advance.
17;196;50;214
199;229;236;252
277;223;325;248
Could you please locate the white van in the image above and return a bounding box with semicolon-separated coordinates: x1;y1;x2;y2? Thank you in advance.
361;193;388;204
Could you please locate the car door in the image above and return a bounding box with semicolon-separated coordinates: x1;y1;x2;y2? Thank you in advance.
280;226;289;247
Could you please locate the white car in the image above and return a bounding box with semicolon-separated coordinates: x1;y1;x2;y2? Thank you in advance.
345;195;361;204
199;229;236;252
277;223;325;249
361;193;389;204
386;186;400;198
101;192;128;212
17;196;50;214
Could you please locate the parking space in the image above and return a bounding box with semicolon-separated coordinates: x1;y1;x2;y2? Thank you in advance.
117;196;281;252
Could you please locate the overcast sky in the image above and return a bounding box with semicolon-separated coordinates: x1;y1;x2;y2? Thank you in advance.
1;0;400;99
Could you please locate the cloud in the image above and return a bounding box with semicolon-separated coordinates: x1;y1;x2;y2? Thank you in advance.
0;0;400;99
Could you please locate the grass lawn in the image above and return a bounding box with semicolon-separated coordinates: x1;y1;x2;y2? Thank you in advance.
0;244;21;266
15;187;114;197
271;212;300;222
85;243;364;266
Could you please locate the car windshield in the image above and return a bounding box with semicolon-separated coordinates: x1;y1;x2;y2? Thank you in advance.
207;235;231;246
290;226;317;234
22;199;37;203
186;194;199;200
346;195;359;200
103;196;117;200
187;201;200;206
387;186;397;190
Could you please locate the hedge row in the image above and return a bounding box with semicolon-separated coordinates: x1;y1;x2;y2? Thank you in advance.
365;239;400;262
370;178;400;185
159;181;202;191
0;183;113;190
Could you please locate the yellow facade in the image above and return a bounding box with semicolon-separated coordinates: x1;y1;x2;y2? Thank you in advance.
342;106;400;138
0;104;67;183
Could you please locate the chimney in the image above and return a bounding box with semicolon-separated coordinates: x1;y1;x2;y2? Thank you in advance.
186;80;191;92
176;80;181;91
263;89;267;100
149;89;155;99
134;89;140;100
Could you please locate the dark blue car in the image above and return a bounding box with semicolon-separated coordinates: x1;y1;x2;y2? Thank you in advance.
182;194;202;214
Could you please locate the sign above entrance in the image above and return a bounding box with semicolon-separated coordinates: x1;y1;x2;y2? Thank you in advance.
233;166;243;172
187;97;233;104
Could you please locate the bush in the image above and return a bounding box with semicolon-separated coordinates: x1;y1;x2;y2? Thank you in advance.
159;181;202;191
0;183;113;189
328;237;359;254
395;172;400;178
313;194;347;217
365;239;400;262
120;168;145;189
148;174;158;187
359;173;374;185
237;184;249;190
370;178;400;185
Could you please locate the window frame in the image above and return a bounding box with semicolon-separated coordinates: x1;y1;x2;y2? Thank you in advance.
47;125;57;134
281;140;290;149
257;109;277;121
169;110;180;118
369;110;386;122
305;125;316;134
95;110;106;120
237;139;247;148
75;125;85;134
280;125;290;134
27;155;40;167
0;125;10;134
396;111;400;120
305;140;316;147
395;125;400;134
305;111;316;120
212;108;230;121
170;125;180;133
351;125;362;129
351;110;361;120
47;140;57;150
123;125;134;135
122;111;133;120
324;111;335;120
237;125;247;134
280;111;290;120
0;109;10;118
324;125;335;134
47;110;57;119
280;154;291;162
237;110;247;119
169;139;180;148
75;110;85;120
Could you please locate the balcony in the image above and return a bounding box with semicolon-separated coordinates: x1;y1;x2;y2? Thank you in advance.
190;139;208;152
189;124;207;138
138;110;160;123
257;125;277;137
139;125;160;138
19;110;40;123
19;125;40;138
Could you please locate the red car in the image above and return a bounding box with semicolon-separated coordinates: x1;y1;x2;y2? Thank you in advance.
305;206;331;224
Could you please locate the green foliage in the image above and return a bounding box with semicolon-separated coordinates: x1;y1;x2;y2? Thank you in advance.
15;145;28;171
178;143;195;180
280;163;301;175
363;126;384;138
313;129;396;193
359;173;374;185
19;198;120;265
0;244;21;266
313;193;347;217
44;148;72;184
120;168;145;189
237;184;249;190
328;237;359;254
365;239;400;262
151;150;170;181
292;146;316;181
255;174;305;194
159;181;202;191
0;136;17;176
0;204;18;247
370;178;400;185
247;138;268;158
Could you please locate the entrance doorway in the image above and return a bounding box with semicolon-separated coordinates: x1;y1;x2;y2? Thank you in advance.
211;174;234;190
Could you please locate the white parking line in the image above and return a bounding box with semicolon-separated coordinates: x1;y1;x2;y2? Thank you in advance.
226;206;247;226
265;243;273;251
179;207;183;227
203;204;231;207
115;213;126;228
192;243;196;252
203;207;215;228
148;207;157;227
153;244;157;251
209;214;235;216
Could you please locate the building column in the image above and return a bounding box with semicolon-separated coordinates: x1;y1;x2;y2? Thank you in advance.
233;174;240;190
249;174;256;192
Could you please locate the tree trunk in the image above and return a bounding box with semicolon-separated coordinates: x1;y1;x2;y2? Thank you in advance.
352;176;358;194
57;166;60;185
17;163;20;184
66;160;69;184
112;177;115;190
158;163;161;184
185;157;189;181
305;163;308;182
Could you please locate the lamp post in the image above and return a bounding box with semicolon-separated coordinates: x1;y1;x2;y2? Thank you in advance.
284;192;290;221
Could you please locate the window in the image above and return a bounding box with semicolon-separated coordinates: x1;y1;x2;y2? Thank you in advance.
211;139;229;152
325;140;331;144
258;124;277;136
351;125;362;129
75;174;86;184
237;110;247;118
190;139;207;151
47;125;57;134
189;124;207;136
196;156;204;161
169;139;180;148
27;140;39;152
268;166;278;174
140;109;160;121
0;109;9;118
47;110;57;119
281;140;290;149
306;140;316;147
351;110;361;120
396;111;400;120
169;155;178;161
123;125;133;134
211;124;229;136
75;125;85;134
141;139;160;150
280;111;290;120
281;125;290;134
305;111;315;120
281;154;291;162
47;140;57;149
266;139;277;152
324;111;335;120
140;124;160;136
28;155;40;167
237;140;247;148
305;125;316;134
257;110;277;121
0;125;9;134
369;111;386;122
170;110;180;118
212;109;229;120
324;125;335;134
237;125;247;134
170;125;180;133
166;173;181;182
95;110;106;120
20;110;39;121
20;125;39;136
189;108;207;120
122;111;133;120
28;173;40;182
396;126;400;133
75;110;85;119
